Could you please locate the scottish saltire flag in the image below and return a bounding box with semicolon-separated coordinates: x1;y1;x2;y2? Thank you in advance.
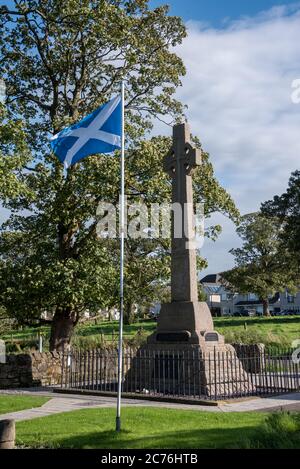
50;95;122;169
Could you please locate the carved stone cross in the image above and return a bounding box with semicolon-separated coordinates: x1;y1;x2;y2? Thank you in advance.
163;123;201;303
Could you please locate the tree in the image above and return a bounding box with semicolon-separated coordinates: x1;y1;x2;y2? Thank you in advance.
261;170;300;271
0;103;31;199
222;213;296;317
0;305;15;336
0;1;239;349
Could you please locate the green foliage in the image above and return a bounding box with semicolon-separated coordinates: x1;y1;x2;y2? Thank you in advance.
238;412;300;449
71;334;110;351
5;338;40;353
0;306;15;335
0;104;31;199
71;326;147;349
222;212;296;316
222;328;290;349
262;170;300;272
0;0;186;138
198;283;207;302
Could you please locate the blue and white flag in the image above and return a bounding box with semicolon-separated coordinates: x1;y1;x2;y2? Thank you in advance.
50;95;122;169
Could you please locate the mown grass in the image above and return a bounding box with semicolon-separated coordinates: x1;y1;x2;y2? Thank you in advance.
0;395;49;415
216;316;300;348
16;407;300;449
16;407;267;449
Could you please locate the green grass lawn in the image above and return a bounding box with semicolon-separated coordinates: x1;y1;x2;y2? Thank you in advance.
1;316;300;350
215;316;300;347
0;395;49;415
16;407;267;449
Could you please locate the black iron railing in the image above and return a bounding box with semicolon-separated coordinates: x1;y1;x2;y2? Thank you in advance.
61;347;300;401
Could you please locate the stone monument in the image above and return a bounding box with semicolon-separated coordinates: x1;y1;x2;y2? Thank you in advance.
150;122;214;345
125;122;250;398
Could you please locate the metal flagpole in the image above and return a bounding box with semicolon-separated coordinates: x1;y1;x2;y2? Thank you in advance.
116;80;125;432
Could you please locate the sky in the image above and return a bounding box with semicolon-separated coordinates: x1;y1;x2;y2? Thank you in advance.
1;1;300;278
149;1;300;277
150;0;300;25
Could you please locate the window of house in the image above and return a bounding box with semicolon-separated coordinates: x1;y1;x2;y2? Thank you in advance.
287;295;295;303
248;293;257;301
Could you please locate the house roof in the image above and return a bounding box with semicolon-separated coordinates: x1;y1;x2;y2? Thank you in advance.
235;300;262;306
200;273;223;285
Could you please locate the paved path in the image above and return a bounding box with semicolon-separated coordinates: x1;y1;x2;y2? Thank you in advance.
0;388;299;422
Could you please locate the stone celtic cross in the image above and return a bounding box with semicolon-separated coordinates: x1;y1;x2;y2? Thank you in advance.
163;123;201;303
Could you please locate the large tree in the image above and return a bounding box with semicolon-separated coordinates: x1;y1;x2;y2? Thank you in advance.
222;213;296;317
0;0;239;350
261;170;300;269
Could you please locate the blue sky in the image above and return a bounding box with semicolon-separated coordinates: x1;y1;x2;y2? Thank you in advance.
149;1;300;276
150;0;299;24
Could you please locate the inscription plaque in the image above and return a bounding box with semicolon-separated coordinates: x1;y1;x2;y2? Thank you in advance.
205;332;219;342
156;332;190;342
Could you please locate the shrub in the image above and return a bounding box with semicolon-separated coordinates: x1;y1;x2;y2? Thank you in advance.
71;327;148;350
125;328;148;347
223;329;290;348
238;412;300;449
5;339;39;353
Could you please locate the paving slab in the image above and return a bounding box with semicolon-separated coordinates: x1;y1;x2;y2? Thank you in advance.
0;388;299;422
219;392;300;412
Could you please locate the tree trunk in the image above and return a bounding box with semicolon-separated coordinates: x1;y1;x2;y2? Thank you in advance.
262;298;271;317
49;307;76;351
124;302;135;325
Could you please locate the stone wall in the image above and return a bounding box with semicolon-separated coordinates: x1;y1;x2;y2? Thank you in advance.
0;352;63;389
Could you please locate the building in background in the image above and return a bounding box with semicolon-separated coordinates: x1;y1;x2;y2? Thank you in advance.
200;274;300;316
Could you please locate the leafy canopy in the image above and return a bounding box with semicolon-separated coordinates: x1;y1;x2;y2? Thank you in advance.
261;170;300;272
222;212;297;307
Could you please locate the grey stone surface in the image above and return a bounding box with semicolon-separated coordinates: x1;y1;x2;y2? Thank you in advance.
163;123;201;303
233;343;265;373
0;389;299;420
0;352;63;389
154;122;214;344
154;302;214;343
0;419;15;449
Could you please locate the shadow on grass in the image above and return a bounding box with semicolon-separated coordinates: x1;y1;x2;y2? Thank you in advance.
43;426;259;449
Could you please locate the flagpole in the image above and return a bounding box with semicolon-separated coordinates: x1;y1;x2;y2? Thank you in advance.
116;80;125;432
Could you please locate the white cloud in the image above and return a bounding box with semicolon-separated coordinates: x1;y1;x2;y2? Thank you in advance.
174;6;300;277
